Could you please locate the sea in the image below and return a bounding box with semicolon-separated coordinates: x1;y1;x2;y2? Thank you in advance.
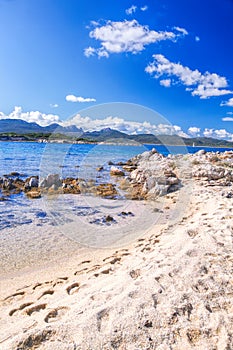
1;141;232;179
0;141;233;250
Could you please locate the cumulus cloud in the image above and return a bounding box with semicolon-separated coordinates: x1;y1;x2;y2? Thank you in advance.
63;113;188;137
203;128;233;140
145;54;233;99
188;126;201;136
195;36;200;42
0;106;60;126
84;20;188;58
1;107;233;141
160;79;171;87
66;95;96;103
84;46;96;57
222;117;233;121
126;5;137;15
227;111;233;115
220;97;233;107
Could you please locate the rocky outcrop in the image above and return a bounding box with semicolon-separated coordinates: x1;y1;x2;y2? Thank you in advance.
39;174;62;189
125;149;180;199
1;149;233;200
191;150;233;186
62;178;81;194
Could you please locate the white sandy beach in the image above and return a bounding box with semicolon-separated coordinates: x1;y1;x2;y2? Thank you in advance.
0;150;233;349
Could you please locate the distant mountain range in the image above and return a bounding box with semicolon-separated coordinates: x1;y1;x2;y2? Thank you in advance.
0;119;83;134
1;119;233;147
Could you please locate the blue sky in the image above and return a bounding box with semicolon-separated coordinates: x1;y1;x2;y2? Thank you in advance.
0;0;233;139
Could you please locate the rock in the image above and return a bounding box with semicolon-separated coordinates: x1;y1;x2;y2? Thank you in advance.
29;177;39;188
125;183;144;200
2;178;15;191
196;149;206;156
96;166;104;171
147;184;169;198
9;171;20;177
166;177;179;186
142;177;157;193
39;178;47;188
105;215;114;222
26;190;41;199
39;174;62;189
96;183;118;198
62;178;81;194
119;178;131;191
122;165;137;172
110;166;125;177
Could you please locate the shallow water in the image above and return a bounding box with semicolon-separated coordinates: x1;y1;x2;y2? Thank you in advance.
0;142;232;237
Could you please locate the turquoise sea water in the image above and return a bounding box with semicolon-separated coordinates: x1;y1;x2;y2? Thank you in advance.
1;141;232;178
0;141;232;233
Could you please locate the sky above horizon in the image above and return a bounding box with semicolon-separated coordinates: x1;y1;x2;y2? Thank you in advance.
0;0;233;140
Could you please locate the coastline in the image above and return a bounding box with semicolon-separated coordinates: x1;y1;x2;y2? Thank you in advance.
0;149;233;349
1;138;233;149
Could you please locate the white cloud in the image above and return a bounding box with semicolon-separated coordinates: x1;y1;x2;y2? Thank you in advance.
50;103;59;108
214;129;231;138
173;26;188;36
1;107;233;141
0;106;60;126
195;36;200;42
203;128;214;138
220;97;233;107
84;20;188;57
66;95;96;103
126;5;137;15
140;5;148;11
160;79;171;87
227;111;233;115
203;128;233;140
63;113;189;137
145;54;233;99
188;126;201;136
222;117;233;121
84;46;96;57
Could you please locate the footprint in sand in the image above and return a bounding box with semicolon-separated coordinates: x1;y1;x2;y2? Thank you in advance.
44;306;69;323
96;308;110;332
94;267;112;278
53;277;69;287
103;256;121;265
37;290;54;300
32;281;53;291
25;303;47;316
9;302;34;316
74;267;89;275
87;265;101;273
80;260;91;265
135;243;144;248
3;291;26;305
66;282;80;295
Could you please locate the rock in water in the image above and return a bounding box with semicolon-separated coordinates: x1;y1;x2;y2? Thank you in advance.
29;177;39;188
39;174;62;189
26;190;41;199
110;166;125;177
